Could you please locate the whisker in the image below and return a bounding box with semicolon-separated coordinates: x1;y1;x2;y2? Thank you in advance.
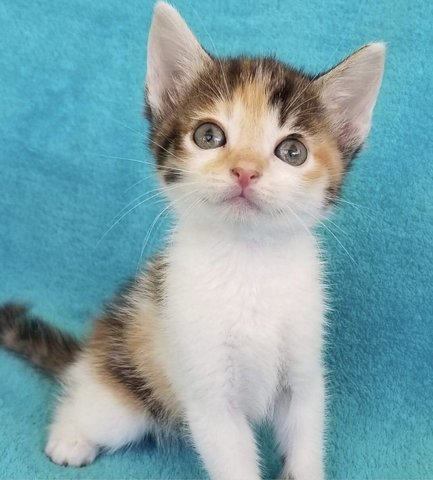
136;189;199;274
291;92;321;114
86;152;192;175
300;206;348;237
165;195;205;245
196;76;226;104
148;139;191;166
113;189;168;222
285;204;314;238
89;153;151;166
300;208;357;266
95;182;198;249
283;79;316;118
136;203;172;274
108;117;146;139
95;196;164;249
123;174;157;194
115;181;199;222
332;197;375;213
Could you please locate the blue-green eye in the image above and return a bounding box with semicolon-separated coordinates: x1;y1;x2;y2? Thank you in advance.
275;138;308;166
193;123;226;149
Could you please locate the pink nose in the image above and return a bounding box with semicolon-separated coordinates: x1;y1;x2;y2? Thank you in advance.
230;167;261;189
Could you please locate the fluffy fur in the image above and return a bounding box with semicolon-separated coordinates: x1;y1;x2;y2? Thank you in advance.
0;2;385;479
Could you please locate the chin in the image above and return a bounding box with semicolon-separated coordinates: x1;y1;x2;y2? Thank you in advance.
179;198;259;229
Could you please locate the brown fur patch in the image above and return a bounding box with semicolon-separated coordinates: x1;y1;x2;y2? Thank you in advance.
88;309;177;421
0;303;81;376
86;255;180;423
87;321;143;413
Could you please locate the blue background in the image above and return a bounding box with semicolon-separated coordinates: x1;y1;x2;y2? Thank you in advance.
0;0;432;478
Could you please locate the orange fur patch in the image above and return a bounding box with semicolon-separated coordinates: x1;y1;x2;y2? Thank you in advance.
235;81;269;137
87;299;181;421
126;308;181;417
201;80;270;175
305;137;343;186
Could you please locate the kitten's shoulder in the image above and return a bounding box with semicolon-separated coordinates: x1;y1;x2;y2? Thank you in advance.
107;250;169;317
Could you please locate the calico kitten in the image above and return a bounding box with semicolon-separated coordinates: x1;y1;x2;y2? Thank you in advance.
0;2;385;479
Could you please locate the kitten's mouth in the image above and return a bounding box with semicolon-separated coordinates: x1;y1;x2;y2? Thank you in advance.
222;191;261;211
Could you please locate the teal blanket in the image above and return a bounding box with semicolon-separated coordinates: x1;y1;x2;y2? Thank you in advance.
1;0;432;478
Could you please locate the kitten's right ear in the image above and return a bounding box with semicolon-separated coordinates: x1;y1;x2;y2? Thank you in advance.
146;2;210;116
314;43;385;157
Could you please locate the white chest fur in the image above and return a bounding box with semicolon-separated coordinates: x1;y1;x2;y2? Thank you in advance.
162;224;325;420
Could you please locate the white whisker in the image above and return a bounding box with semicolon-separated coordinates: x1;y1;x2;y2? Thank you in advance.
136;189;199;274
123;174;157;194
300;208;357;266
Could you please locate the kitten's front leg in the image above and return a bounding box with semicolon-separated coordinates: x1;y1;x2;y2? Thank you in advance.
273;372;325;480
185;402;261;480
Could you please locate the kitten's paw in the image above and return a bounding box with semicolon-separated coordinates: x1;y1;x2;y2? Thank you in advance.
45;433;98;467
280;465;324;480
284;470;324;480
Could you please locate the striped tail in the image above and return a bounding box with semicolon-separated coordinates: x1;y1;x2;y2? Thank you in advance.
0;303;81;376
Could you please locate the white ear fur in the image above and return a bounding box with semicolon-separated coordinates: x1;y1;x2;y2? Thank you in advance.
316;43;385;149
146;2;210;115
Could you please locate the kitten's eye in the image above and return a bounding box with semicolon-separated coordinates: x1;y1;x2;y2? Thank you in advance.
193;123;226;149
275;138;308;166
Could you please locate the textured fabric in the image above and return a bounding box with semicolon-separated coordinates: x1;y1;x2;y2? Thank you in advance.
0;0;432;478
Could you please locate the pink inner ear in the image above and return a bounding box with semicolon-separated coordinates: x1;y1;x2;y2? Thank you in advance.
339;121;358;145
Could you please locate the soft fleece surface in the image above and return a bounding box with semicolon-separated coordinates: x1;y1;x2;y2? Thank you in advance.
0;0;432;478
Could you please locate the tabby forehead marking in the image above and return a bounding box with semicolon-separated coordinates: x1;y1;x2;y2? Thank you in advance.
199;80;280;175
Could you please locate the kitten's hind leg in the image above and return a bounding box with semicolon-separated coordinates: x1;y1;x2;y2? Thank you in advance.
45;357;150;467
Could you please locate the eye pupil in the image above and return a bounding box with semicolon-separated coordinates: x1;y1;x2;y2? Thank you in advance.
288;145;299;156
193;123;226;149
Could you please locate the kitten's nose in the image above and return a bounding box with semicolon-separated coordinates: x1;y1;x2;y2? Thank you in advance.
230;167;261;189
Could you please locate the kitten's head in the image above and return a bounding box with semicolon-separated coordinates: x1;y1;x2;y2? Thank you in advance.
146;2;385;233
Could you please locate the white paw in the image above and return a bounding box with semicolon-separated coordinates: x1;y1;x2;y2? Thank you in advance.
45;433;98;467
282;463;324;480
287;468;324;480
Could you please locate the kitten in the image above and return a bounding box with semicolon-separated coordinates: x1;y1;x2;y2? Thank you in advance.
0;2;385;479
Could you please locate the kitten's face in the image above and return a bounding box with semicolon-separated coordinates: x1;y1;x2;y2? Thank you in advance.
152;59;341;230
146;3;384;233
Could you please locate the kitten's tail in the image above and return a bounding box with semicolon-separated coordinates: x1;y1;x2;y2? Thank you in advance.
0;303;81;376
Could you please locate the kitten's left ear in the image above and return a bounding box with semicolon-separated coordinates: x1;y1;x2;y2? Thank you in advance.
146;2;210;116
315;43;385;156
